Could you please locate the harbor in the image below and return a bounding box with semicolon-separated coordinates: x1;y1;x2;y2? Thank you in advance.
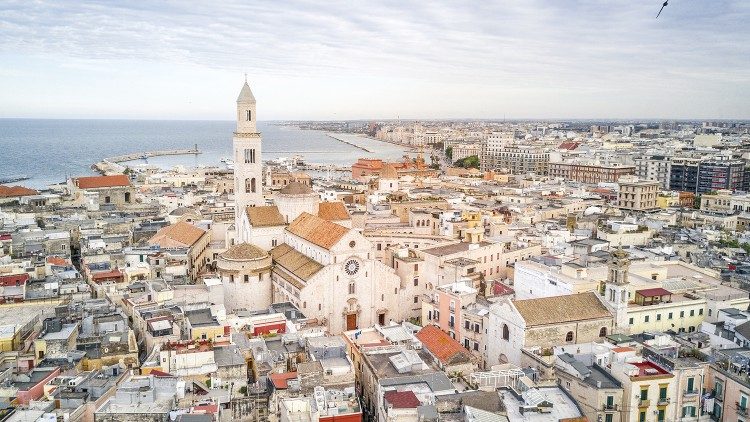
325;133;373;153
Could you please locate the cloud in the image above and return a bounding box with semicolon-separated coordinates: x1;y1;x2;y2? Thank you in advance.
0;0;748;119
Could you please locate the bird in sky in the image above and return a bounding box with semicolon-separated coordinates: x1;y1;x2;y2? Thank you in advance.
656;0;669;18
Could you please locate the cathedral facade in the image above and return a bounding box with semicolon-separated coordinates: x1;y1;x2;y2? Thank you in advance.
227;81;404;334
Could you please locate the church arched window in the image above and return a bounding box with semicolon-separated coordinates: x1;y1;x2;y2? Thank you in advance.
565;331;574;342
502;324;509;340
599;327;608;337
246;110;252;121
245;178;257;193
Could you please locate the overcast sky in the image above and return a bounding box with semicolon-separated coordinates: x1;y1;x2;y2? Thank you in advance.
1;1;748;120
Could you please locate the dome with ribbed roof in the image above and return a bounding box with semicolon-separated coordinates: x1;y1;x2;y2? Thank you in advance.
381;164;398;179
220;243;268;261
279;181;314;195
237;81;256;103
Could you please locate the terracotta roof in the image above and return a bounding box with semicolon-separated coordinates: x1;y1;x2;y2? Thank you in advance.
512;292;612;327
0;185;38;198
279;181;313;195
383;390;420;409
270;371;297;389
246;205;285;227
415;325;472;365
73;175;130;189
149;221;207;248
612;347;635;353
270;243;323;281
220;243;268;261
46;256;69;266
287;212;349;250
318;201;350;221
635;287;672;297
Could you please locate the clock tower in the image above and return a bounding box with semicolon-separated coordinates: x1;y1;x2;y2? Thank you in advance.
233;78;264;232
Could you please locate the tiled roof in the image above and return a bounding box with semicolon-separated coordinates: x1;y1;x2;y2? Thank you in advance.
73;175;130;189
279;181;313;195
318;201;350;221
381;164;398;179
220;243;268;261
149;221;207;248
635;287;672;297
512;292;612;327
270;371;297;389
270;244;323;282
246;205;286;227
415;325;471;365
383;390;420;409
0;185;38;198
287;212;348;250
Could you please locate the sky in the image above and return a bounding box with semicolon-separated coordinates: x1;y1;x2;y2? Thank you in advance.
0;1;749;120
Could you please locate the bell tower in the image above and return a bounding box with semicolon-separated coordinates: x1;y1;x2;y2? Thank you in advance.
605;247;631;331
233;78;264;235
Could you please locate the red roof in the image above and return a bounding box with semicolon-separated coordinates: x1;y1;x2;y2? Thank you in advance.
632;361;671;377
0;273;29;286
74;175;130;189
612;346;635;353
415;325;470;365
270;372;297;389
383;390;420;409
46;256;69;266
636;287;672;297
493;281;515;296
558;142;581;151
91;269;123;282
0;185;38;198
150;369;174;377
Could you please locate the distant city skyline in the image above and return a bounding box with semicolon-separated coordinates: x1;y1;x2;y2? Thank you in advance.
1;1;748;120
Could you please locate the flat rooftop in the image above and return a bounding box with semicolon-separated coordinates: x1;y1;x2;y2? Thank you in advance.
503;387;583;421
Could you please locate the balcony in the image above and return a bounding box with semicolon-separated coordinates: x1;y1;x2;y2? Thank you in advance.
737;404;749;417
602;404;618;412
684;389;700;396
657;397;670;406
638;399;650;408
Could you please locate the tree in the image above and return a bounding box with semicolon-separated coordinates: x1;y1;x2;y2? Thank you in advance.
445;146;453;161
453;155;480;169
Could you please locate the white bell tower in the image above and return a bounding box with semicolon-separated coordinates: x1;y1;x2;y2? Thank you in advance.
233;78;264;232
605;247;631;332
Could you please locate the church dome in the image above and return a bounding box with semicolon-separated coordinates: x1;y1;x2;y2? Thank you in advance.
220;243;268;261
237;81;256;103
279;181;313;195
380;164;398;179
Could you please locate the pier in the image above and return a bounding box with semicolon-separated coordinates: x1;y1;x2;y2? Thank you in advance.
106;147;201;163
325;134;373;153
92;147;202;175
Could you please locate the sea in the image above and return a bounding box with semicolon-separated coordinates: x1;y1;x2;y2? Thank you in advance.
0;119;413;189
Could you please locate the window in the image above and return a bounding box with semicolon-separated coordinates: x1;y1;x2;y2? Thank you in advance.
682;406;696;418
473;342;479;351
645;315;650;323
687;377;695;393
699;308;704;315
668;312;673;319
629;317;634;325
348;282;355;294
680;310;685;318
605;415;613;422
465;321;470;330
599;327;607;337
414;278;419;286
104;196;111;204
124;192;131;203
639;411;646;422
565;331;574;342
246;110;252;121
656;313;661;321
640;388;648;400
690;309;695;317
502;324;510;340
413;296;418;304
229;274;234;283
657;409;665;422
659;386;667;400
244;274;249;283
464;339;470;349
272;239;278;247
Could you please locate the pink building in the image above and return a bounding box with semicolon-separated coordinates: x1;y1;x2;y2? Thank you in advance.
422;281;477;342
14;367;60;405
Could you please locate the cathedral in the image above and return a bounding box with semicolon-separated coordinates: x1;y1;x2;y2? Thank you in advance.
218;80;404;334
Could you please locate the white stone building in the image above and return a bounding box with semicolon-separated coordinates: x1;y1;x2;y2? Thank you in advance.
233;80;264;232
271;212;403;334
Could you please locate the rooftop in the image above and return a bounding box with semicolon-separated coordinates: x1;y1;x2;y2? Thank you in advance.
246;205;286;227
287;212;349;250
512;292;612;327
